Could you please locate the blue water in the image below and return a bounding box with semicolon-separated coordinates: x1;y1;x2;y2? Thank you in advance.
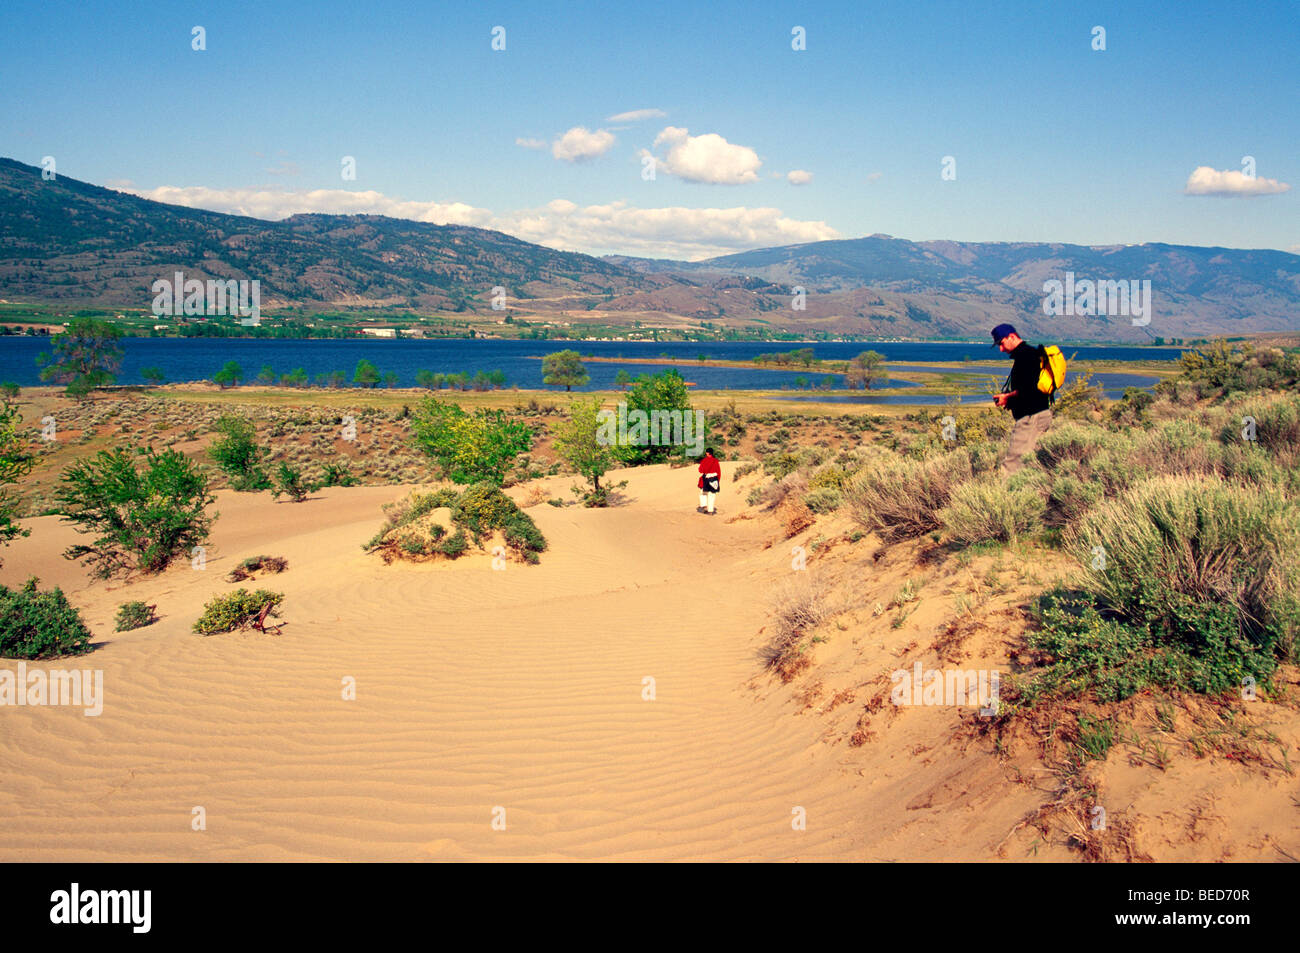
0;337;1174;393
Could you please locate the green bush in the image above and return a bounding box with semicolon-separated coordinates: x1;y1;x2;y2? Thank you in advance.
56;445;216;579
114;600;157;632
803;486;845;514
320;462;359;487
193;589;284;635
1069;475;1300;676
208;415;269;490
939;477;1046;544
271;462;313;502
0;578;94;658
410;398;532;485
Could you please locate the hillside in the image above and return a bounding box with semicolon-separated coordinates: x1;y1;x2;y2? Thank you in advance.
3;158;1299;341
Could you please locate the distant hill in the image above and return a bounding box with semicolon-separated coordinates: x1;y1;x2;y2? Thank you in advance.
3;157;1298;341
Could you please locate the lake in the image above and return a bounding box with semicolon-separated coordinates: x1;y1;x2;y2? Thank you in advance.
0;337;1175;395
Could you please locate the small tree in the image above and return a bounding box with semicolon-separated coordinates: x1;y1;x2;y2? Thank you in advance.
256;365;276;385
0;383;20;400
615;369;631;391
207;414;269;490
271;462;314;502
354;359;381;388
36;317;124;398
56;445;216;579
542;349;590;391
619;368;697;465
553;396;617;506
410;398;532;486
0;402;36;561
214;360;244;389
141;367;166;386
382;371;400;388
845;350;888;390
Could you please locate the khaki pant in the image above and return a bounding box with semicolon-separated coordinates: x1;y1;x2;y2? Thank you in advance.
1001;409;1052;475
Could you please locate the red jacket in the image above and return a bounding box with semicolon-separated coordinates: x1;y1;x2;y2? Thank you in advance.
698;454;721;489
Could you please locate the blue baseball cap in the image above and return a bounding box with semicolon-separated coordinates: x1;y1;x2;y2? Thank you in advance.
990;323;1017;347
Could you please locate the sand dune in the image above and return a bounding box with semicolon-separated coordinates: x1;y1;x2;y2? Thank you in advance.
3;462;1294;861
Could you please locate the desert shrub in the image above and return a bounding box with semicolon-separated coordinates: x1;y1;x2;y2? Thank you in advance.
193;589;284;635
1177;340;1300;398
0;578;94;658
1051;371;1104;419
804;486;845;514
320;462;359;487
845;448;973;539
114;600;157;631
1069;476;1300;676
1133;419;1223;477
207;415;270;491
227;555;288;582
455;482;547;558
1033;423;1114;468
435;530;469;557
271;462;314;502
807;464;848;491
0;402;35;558
733;461;759;479
56;446;216;579
1219;392;1300;469
761;576;838;682
939;477;1046;544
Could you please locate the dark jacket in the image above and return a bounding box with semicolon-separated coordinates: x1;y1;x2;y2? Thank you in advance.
1004;342;1051;419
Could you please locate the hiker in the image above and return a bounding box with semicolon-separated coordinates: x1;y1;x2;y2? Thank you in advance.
697;447;721;515
991;323;1054;475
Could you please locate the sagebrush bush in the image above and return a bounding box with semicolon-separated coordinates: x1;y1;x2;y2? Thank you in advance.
193;589;284;635
803;485;845;514
0;578;94;658
114;600;156;631
845;448;974;539
1069;475;1300;671
939;477;1046;544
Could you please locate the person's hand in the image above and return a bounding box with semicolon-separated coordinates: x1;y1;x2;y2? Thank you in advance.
993;392;1012;408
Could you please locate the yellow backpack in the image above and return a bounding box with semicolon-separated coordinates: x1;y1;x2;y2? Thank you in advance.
1037;345;1067;396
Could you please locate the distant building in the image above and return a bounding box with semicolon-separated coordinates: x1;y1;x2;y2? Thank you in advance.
360;327;397;338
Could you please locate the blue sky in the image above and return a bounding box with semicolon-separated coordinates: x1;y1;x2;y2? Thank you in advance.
2;0;1296;259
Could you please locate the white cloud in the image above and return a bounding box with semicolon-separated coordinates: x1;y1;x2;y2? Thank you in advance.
551;126;616;162
515;137;547;150
495;199;838;259
866;171;883;182
645;127;762;185
127;185;492;226
123;186;838;260
1184;166;1291;197
786;169;813;185
607;108;667;122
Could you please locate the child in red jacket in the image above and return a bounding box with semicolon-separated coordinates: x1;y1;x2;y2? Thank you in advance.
697;448;721;515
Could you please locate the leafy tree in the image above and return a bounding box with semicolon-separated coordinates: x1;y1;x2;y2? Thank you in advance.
410;398;532;486
207;414;269;490
553;396;617;505
615;370;631;391
619;368;697;465
256;364;276;385
36;317;123;398
845;350;888;390
280;367;309;388
0;383;19;400
140;367;166;386
382;371;400;388
416;369;439;389
542;349;590;391
353;359;381;388
214;360;244;389
0;402;36;561
56;445;216;579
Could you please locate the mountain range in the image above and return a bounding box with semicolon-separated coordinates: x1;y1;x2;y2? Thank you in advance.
2;157;1297;342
